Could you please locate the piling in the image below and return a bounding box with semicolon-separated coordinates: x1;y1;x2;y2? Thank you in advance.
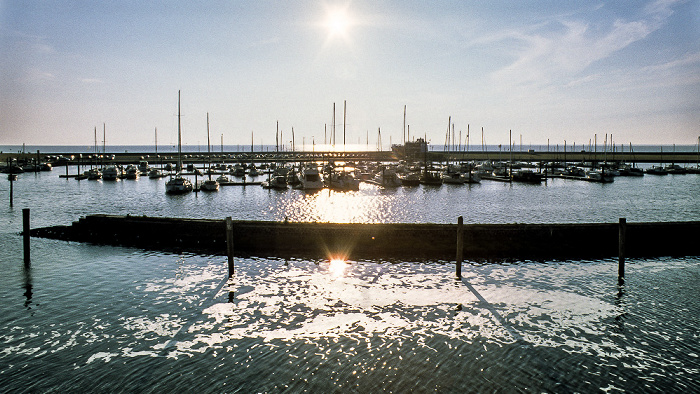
9;175;13;207
226;216;234;277
23;208;30;266
456;216;463;278
618;218;626;284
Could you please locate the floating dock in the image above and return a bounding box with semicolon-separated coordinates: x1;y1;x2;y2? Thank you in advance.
29;215;700;261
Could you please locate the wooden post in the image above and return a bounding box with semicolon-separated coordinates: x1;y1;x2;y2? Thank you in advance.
9;175;13;207
618;218;626;284
226;216;234;277
456;216;463;278
23;208;30;266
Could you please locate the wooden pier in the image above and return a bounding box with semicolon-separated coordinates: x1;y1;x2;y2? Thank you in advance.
3;149;699;168
30;214;700;261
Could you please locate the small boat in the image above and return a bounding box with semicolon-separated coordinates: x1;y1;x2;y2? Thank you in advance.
216;174;231;184
441;171;465;185
511;169;543;184
262;175;288;190
399;172;421;186
420;167;443;186
200;178;219;191
165;91;192;194
646;166;668;175
248;165;260;177
1;164;24;174
371;165;402;187
231;164;246;177
286;168;301;187
148;168;164;179
665;164;686;174
295;165;324;190
585;170;614;183
86;167;102;180
327;170;360;191
124;165;140;179
618;164;644;177
102;165;122;181
564;166;586;177
165;174;193;194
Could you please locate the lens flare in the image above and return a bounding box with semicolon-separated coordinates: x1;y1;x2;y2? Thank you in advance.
329;258;348;279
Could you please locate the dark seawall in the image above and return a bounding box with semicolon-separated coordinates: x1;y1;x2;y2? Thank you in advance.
29;214;700;261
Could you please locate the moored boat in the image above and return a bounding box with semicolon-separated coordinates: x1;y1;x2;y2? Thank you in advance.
165;174;193;194
200;178;219;191
102;165;122;181
262;175;288;190
646;166;668;175
296;165;324;190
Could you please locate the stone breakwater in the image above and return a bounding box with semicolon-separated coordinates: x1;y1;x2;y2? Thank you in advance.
28;214;700;261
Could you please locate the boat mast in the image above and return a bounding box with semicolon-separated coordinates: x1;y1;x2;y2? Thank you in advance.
155;127;158;156
177;90;182;172
509;129;513;179
93;126;97;169
207;112;211;180
343;100;346;149
403;105;406;145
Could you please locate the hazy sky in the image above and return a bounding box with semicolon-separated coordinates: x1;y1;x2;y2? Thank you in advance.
1;0;699;149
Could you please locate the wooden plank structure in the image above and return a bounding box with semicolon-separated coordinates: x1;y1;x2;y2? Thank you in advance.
30;214;700;261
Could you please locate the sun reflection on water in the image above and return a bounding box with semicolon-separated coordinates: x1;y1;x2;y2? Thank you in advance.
273;186;414;223
329;258;348;279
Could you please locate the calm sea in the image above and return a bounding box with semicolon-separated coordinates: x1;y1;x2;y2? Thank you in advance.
0;166;698;392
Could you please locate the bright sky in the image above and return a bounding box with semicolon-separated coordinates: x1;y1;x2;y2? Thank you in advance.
1;0;699;149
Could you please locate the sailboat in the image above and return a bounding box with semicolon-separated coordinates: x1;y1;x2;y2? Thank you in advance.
165;91;193;194
200;113;219;191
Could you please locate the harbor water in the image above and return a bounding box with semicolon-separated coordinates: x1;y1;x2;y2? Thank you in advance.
1;166;698;392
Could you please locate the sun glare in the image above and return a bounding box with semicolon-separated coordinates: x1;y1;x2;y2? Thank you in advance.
329;258;348;279
324;6;353;41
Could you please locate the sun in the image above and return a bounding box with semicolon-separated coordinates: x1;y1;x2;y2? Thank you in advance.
324;5;353;41
327;9;349;36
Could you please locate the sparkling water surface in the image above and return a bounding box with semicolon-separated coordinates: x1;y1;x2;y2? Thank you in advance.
1;168;698;392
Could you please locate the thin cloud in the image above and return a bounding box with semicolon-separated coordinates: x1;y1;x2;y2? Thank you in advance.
80;78;104;84
489;0;680;88
22;68;55;83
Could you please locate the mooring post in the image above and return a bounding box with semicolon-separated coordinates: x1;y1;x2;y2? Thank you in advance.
23;208;30;266
226;216;234;277
456;216;463;278
618;217;626;284
9;175;13;207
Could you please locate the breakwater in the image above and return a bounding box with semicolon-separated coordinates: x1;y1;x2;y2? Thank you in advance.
30;214;700;260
